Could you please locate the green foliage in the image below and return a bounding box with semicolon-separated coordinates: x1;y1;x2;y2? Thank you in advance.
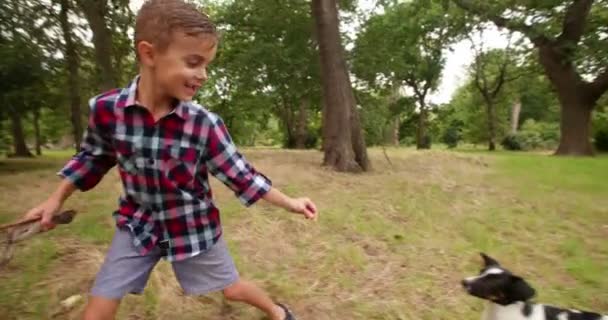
201;0;321;147
593;111;608;152
502;120;559;151
501;134;522;151
451;0;608;77
352;0;467;148
442;123;463;148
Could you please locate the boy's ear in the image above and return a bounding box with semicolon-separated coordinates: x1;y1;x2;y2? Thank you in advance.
480;253;500;267
137;40;156;67
506;275;536;302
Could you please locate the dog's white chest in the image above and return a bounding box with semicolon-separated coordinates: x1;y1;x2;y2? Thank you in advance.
481;302;544;320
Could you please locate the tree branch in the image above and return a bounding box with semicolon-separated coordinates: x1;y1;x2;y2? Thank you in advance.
586;67;608;103
556;0;593;44
491;35;514;98
451;0;550;46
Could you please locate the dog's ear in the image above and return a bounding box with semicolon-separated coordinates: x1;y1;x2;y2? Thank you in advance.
480;253;500;267
506;275;536;302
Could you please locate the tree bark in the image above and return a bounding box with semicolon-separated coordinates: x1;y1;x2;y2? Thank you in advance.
294;97;309;149
350;103;370;170
33;107;42;156
486;100;496;151
537;44;597;155
59;0;83;151
9;110;32;157
510;99;521;134
554;91;594;155
416;105;429;150
76;0;116;91
312;0;369;172
392;117;400;146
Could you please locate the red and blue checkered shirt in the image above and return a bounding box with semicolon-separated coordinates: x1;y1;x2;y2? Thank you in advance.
59;76;272;261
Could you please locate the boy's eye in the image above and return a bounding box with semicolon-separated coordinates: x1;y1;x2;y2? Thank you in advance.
185;57;203;67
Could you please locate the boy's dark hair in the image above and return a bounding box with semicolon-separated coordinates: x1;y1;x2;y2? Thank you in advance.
134;0;217;58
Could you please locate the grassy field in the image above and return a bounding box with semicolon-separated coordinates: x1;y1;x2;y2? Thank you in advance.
0;148;606;319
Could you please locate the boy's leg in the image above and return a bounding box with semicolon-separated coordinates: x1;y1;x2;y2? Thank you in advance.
172;237;290;320
83;227;161;320
82;296;121;320
222;279;286;320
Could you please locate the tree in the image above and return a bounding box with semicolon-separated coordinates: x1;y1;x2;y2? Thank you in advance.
76;0;117;91
452;0;608;156
312;0;370;171
467;33;520;150
0;0;49;157
58;0;83;150
353;0;463;149
208;0;322;149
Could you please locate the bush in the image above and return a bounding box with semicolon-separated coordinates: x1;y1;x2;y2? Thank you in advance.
593;111;608;152
442;126;461;148
595;130;608;151
501;120;559;151
501;134;522;150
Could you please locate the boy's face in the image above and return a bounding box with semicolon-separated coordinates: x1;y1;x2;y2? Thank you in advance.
141;31;217;102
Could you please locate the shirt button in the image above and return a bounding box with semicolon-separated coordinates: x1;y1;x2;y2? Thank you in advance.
147;158;155;165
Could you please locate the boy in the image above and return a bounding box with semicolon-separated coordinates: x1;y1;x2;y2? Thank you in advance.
24;1;317;319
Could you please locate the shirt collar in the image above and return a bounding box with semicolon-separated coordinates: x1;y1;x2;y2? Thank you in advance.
116;75;190;120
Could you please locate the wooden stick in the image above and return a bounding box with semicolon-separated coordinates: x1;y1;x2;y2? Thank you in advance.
0;210;77;231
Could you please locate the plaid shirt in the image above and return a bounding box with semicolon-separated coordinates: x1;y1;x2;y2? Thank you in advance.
59;76;272;261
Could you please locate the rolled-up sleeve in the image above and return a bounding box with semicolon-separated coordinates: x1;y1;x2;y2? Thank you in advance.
58;98;116;191
204;115;272;206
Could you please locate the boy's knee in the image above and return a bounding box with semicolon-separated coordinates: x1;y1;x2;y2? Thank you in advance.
222;281;245;301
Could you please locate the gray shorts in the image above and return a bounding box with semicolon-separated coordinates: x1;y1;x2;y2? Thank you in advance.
91;228;239;299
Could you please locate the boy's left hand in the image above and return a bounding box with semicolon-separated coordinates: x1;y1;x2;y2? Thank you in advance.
288;197;318;220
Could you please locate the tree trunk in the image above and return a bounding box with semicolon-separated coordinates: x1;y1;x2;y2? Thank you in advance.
294;98;309;149
486;100;496;151
33;107;42;156
392;117;400;146
9;110;32;157
279;104;295;148
510;99;521;134
416;105;429;150
537;45;596;156
76;0;116;91
350;103;370;171
312;0;369;172
60;0;83;151
554;95;594;155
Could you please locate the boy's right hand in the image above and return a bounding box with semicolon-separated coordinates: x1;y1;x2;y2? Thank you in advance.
24;197;63;231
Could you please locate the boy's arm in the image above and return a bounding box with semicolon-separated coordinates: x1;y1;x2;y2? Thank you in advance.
24;179;77;230
204;115;317;219
204;115;272;206
261;187;318;220
25;98;117;229
58;98;117;192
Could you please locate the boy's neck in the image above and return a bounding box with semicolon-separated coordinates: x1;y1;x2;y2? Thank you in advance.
136;71;176;118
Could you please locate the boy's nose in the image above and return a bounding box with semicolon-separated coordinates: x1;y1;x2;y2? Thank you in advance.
195;68;208;82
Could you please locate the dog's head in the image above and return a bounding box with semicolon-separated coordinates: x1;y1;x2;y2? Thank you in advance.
461;253;536;305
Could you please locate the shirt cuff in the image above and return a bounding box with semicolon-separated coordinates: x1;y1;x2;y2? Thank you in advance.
57;157;94;191
237;173;272;207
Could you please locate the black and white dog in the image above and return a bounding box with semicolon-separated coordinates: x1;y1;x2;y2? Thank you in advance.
461;253;607;320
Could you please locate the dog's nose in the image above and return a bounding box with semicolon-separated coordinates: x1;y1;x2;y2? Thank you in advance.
461;279;468;287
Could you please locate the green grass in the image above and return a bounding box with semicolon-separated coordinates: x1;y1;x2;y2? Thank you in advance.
0;149;606;319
